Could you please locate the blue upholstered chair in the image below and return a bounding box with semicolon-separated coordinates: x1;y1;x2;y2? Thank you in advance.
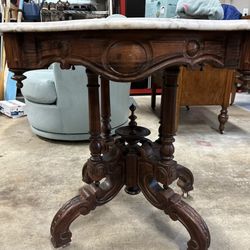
21;63;131;141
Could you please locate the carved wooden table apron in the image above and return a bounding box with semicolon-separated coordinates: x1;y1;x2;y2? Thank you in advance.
2;19;250;250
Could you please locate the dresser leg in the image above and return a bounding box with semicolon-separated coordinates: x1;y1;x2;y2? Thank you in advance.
218;106;228;134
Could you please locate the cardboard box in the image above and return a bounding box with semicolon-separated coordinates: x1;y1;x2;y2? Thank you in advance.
0;100;26;118
145;0;178;18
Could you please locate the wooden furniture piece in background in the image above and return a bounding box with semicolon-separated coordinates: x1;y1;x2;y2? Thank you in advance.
152;66;236;134
241;15;250;93
2;19;250;249
242;15;250;19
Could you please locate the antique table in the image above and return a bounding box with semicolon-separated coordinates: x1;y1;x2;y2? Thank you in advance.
1;18;250;249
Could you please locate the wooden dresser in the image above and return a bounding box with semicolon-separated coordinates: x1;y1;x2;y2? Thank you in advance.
151;65;236;133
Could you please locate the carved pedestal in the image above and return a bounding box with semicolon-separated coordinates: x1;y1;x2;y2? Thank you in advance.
50;68;210;250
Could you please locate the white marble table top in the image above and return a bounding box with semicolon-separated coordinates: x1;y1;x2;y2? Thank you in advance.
0;18;250;33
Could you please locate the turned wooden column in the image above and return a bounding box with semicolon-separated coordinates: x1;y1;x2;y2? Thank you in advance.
85;69;106;183
11;70;27;88
86;69;102;161
159;67;179;163
100;77;112;144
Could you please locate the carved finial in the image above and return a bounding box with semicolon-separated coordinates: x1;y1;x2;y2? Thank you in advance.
128;104;137;128
115;103;150;143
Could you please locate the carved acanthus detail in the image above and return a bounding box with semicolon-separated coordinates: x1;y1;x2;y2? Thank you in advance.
156;161;178;186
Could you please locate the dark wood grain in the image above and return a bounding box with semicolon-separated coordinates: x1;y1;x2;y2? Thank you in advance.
4;30;245;81
152;65;235;134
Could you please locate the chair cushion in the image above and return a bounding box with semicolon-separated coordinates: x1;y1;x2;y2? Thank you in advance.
22;70;57;104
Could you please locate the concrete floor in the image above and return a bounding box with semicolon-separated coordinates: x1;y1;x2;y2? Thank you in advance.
0;94;250;250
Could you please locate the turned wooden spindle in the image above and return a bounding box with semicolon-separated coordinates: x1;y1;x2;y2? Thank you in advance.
11;70;27;89
128;104;137;128
86;69;102;162
159;67;179;162
100;76;112;143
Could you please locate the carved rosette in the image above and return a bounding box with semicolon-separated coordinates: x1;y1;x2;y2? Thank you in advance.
103;41;152;77
185;40;202;58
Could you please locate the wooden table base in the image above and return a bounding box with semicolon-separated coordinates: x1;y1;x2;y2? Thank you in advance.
50;67;210;249
3;20;250;250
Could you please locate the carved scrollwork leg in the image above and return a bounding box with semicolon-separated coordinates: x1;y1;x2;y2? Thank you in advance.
52;142;124;248
53;68;125;247
163;188;211;250
218;106;228;134
138;171;210;250
50;184;98;248
52;69;125;248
